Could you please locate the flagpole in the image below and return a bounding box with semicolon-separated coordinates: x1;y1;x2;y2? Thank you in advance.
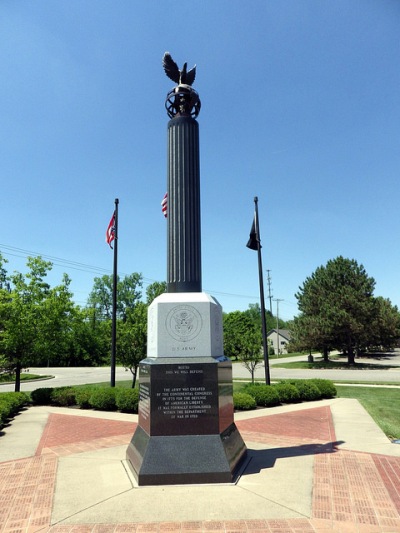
253;197;271;385
111;198;119;388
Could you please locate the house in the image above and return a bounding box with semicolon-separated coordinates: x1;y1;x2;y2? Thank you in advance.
267;329;292;355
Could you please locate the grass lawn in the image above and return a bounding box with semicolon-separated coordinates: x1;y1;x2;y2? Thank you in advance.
0;373;51;384
272;359;399;370
233;380;400;440
73;380;136;389
336;386;400;440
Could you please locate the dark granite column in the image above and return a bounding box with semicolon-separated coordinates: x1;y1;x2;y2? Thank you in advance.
167;116;201;293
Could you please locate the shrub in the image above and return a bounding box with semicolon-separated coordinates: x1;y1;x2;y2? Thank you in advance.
241;383;262;396
0;392;29;427
233;392;256;410
115;388;139;413
243;384;280;407
31;387;53;405
309;379;337;399
274;383;301;404
75;387;93;409
254;386;280;407
90;388;117;411
290;380;322;402
0;404;9;425
51;387;77;407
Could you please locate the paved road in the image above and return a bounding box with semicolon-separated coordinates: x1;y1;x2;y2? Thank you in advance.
235;351;400;383
1;351;400;392
0;366;134;393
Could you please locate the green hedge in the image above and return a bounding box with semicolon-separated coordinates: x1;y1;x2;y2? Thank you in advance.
0;392;29;428
241;379;336;408
30;386;139;413
31;387;53;405
29;378;337;415
274;383;301;404
284;380;322;401
309;379;337;399
233;392;257;410
115;388;139;413
242;383;280;407
51;387;77;407
74;387;93;409
89;388;117;411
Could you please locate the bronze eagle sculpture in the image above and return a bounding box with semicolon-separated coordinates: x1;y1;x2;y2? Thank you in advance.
163;52;196;86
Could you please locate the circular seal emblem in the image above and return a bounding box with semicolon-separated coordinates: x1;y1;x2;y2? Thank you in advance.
166;305;202;342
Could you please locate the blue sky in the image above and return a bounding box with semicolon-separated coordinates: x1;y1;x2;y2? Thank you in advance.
1;0;399;321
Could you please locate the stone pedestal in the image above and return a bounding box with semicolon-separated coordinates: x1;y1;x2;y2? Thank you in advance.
126;293;247;485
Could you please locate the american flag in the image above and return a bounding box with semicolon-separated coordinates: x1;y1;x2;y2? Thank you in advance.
161;192;168;218
106;212;116;248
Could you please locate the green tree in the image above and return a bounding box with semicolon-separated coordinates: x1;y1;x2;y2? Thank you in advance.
63;306;110;366
38;273;75;366
295;256;376;365
87;273;142;321
369;297;400;351
146;281;167;304
117;302;147;387
0;257;53;390
223;310;263;382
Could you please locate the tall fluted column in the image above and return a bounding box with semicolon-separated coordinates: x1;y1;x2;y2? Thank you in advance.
167;115;201;292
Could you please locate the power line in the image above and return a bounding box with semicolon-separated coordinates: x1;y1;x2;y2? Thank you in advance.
0;243;262;302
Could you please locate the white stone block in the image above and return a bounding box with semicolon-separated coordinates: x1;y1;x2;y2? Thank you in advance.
147;292;224;358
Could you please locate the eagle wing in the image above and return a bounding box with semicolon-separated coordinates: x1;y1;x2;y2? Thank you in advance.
163;52;180;84
184;65;196;86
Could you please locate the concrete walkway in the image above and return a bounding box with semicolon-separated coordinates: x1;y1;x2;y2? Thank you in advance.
1;398;400;532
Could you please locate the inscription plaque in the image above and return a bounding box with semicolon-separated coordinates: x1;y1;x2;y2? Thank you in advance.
138;359;219;436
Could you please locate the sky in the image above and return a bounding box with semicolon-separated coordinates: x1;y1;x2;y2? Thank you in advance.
1;0;399;322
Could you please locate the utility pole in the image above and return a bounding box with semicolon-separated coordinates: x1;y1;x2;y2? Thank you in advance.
266;269;273;315
273;298;284;357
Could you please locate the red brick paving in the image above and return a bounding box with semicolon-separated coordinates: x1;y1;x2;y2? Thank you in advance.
236;406;336;443
35;413;136;454
1;406;400;533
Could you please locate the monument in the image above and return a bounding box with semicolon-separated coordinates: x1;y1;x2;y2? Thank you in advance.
126;53;247;485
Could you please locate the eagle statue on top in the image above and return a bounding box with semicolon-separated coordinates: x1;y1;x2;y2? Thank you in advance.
163;52;196;86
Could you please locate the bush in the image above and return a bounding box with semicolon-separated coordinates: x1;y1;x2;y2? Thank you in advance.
241;383;262;396
115;388;139;413
90;388;117;411
0;404;9;425
75;387;93;409
31;387;53;405
255;386;280;407
290;380;322;402
233;392;256;411
243;384;280;407
51;387;77;407
0;392;29;427
309;379;337;399
274;383;301;404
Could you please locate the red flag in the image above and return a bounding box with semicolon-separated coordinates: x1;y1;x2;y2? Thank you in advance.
161;192;168;218
106;211;116;248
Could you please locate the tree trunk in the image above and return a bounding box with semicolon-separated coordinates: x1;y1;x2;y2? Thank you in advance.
323;346;329;362
347;347;355;366
14;361;21;392
131;366;138;388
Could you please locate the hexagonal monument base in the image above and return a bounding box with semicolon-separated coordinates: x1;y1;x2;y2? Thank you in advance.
126;357;247;486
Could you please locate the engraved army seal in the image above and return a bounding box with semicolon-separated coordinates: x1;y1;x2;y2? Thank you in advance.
166;304;202;342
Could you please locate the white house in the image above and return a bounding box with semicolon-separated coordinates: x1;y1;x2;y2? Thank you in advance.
267;329;292;355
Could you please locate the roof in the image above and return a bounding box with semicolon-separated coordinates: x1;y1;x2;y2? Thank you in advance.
267;329;292;341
